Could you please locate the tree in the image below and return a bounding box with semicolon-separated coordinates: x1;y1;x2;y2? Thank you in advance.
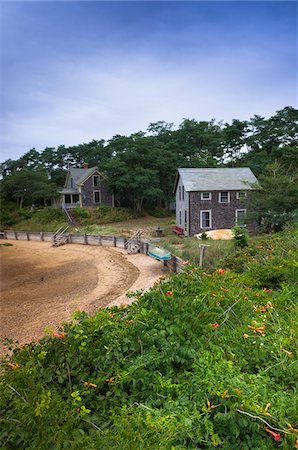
1;168;58;208
249;164;298;232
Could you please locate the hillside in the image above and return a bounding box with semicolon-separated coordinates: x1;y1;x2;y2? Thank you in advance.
0;230;297;449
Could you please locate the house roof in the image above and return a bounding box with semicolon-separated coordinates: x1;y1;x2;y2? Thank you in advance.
175;168;258;192
68;167;97;186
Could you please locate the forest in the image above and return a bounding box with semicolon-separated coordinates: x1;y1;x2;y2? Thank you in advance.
0;106;297;228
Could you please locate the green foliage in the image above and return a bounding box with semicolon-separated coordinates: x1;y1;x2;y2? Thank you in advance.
200;231;209;241
232;226;248;248
1;231;297;448
73;207;90;219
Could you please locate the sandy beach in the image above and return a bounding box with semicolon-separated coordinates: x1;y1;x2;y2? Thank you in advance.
0;240;164;353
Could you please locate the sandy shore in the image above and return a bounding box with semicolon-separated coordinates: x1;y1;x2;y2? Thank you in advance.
0;240;165;353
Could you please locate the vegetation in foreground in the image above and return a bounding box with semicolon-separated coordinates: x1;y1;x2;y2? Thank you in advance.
0;230;297;449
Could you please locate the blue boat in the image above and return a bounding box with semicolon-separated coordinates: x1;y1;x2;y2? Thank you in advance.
147;245;171;261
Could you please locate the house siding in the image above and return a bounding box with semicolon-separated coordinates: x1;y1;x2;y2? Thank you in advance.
189;190;255;236
81;174;113;207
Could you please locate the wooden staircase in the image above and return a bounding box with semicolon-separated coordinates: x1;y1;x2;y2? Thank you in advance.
125;231;143;254
51;226;69;247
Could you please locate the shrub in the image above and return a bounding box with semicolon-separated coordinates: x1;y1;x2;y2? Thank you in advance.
72;207;90;219
232;226;248;248
0;230;297;448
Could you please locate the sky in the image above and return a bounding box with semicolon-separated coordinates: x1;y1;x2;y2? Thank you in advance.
0;1;297;161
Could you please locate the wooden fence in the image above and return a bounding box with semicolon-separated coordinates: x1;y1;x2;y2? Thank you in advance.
1;230;185;272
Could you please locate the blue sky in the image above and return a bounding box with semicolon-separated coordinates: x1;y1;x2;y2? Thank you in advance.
0;1;297;161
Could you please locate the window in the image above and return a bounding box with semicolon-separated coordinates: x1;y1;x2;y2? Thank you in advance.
237;191;247;199
93;191;101;204
184;210;188;230
219;191;230;203
201;192;211;200
182;186;185;201
93;175;100;187
235;209;246;226
200;210;211;228
179;210;182;225
73;194;79;204
178;186;181;201
70;178;73;188
64;194;71;204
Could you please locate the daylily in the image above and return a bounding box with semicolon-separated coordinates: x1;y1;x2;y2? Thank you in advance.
295;436;298;449
263;288;273;293
221;287;229;292
216;268;225;274
287;423;298;433
84;381;97;388
265;427;280;441
7;362;20;369
282;348;293;356
52;332;65;339
106;377;114;383
212;293;217;297
202;272;212;277
165;291;173;296
206;400;216;409
210;322;219;328
248;324;265;335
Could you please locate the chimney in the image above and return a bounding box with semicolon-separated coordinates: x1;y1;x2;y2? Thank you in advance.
83;163;89;170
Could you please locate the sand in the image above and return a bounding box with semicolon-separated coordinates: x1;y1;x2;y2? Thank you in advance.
0;240;164;353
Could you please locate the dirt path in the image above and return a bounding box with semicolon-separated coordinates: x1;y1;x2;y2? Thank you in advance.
0;240;164;353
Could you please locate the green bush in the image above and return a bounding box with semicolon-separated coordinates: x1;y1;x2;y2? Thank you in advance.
0;231;297;448
72;207;90;219
232;226;248;248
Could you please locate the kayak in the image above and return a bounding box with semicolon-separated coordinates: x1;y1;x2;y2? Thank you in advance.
147;246;171;261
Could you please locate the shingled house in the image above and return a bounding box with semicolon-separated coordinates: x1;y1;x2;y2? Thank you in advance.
174;167;258;236
59;164;114;209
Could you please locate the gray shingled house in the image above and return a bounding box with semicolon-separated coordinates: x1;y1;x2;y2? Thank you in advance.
174;168;258;236
59;164;114;209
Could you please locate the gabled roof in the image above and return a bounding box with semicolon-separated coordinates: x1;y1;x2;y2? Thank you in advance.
174;168;258;192
69;167;98;186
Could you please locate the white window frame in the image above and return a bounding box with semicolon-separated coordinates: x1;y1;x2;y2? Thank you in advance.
235;209;247;227
201;192;211;200
219;191;230;203
200;210;212;229
237;191;247;199
93;190;101;204
93;175;100;187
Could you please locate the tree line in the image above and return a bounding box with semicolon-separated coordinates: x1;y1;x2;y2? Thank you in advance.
1;106;297;217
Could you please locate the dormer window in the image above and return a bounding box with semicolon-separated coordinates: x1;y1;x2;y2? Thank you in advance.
93;175;100;187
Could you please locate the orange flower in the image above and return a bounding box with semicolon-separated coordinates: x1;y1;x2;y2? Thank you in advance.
265;427;280;441
282;348;293;356
220;390;230;398
126;320;134;324
210;322;219;328
263;288;273;293
84;381;97;388
7;362;20;369
243;333;249;338
105;377;114;383
212;293;217;297
206;400;216;409
202;272;212;277
221;287;229;292
295;436;298;448
216;268;225;274
165;291;173;296
52;332;65;339
248;324;265;335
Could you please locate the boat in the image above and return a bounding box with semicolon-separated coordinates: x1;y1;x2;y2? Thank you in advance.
147;245;171;261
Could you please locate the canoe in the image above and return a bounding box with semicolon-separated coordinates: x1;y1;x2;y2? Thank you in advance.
147;246;171;261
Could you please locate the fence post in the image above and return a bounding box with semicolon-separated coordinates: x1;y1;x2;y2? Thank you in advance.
98;235;102;246
144;242;149;254
69;234;72;243
113;236;117;247
40;232;44;241
15;231;18;240
172;255;177;272
84;234;87;245
199;244;209;267
4;231;7;239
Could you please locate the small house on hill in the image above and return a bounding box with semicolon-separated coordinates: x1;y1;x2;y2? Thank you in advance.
59;164;114;209
174;167;258;236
